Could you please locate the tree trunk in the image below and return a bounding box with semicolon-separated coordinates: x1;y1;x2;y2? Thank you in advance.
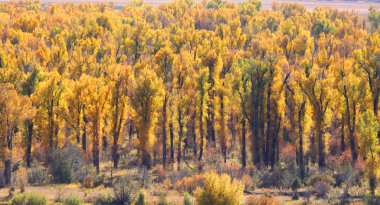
271;115;281;167
265;84;272;167
241;117;246;168
310;134;316;164
251;77;261;168
48;100;54;149
162;95;168;169
177;108;183;171
340;120;346;153
4;159;11;186
76;104;81;144
219;94;227;163
170;122;174;163
192;112;197;157
198;98;204;161
112;132;120;169
26;120;33;167
317;119;325;168
93;118;100;174
5;129;13;186
298;102;305;181
344;86;358;161
82;106;88;151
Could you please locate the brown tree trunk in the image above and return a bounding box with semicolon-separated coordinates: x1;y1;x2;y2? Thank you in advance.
4;129;13;186
162;95;168;168
220;95;227;163
4;159;11;186
310;134;316;164
317;119;325;168
26;120;33;167
192;112;197;157
93;117;100;174
344;85;358;161
271;115;281;167
112;133;119;169
265;84;272;167
198;98;204;161
76;104;81;144
250;76;261;168
170;122;174;163
340;120;346;153
241;117;247;168
298;102;306;180
48;100;54;149
82;106;88;151
177;108;183;171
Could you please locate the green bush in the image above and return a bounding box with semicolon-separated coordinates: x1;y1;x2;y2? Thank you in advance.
112;177;136;205
307;173;335;198
27;163;45;185
63;195;83;205
12;193;47;205
183;193;192;205
195;171;244;205
135;192;147;205
260;162;297;189
158;192;169;205
291;178;301;191
307;173;335;186
93;194;112;205
48;144;84;183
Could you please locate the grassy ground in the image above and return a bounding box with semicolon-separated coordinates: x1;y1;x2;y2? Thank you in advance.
0;184;364;205
0;160;366;205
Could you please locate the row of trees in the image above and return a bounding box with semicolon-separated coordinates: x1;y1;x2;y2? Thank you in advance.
0;0;380;191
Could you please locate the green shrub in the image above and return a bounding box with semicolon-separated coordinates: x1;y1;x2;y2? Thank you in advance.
158;192;169;205
260;162;297;189
291;178;301;191
307;173;335;198
291;193;299;200
245;195;279;205
93;194;112;205
12;193;47;205
112;177;136;205
307;173;335;186
195;171;244;205
183;193;192;205
48;144;84;183
27;163;45;185
64;195;83;205
135;192;147;205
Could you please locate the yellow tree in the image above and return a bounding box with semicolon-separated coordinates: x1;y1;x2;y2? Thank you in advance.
333;59;365;161
358;110;380;197
33;71;64;150
108;65;131;169
82;74;111;173
196;68;210;162
172;50;195;170
130;68;163;169
355;34;380;137
154;46;174;168
21;68;42;167
0;84;34;186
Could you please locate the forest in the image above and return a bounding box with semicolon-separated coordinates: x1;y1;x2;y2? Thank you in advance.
0;0;380;204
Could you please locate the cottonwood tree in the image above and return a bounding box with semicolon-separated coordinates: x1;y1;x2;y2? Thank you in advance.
0;84;34;185
130;68;163;169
